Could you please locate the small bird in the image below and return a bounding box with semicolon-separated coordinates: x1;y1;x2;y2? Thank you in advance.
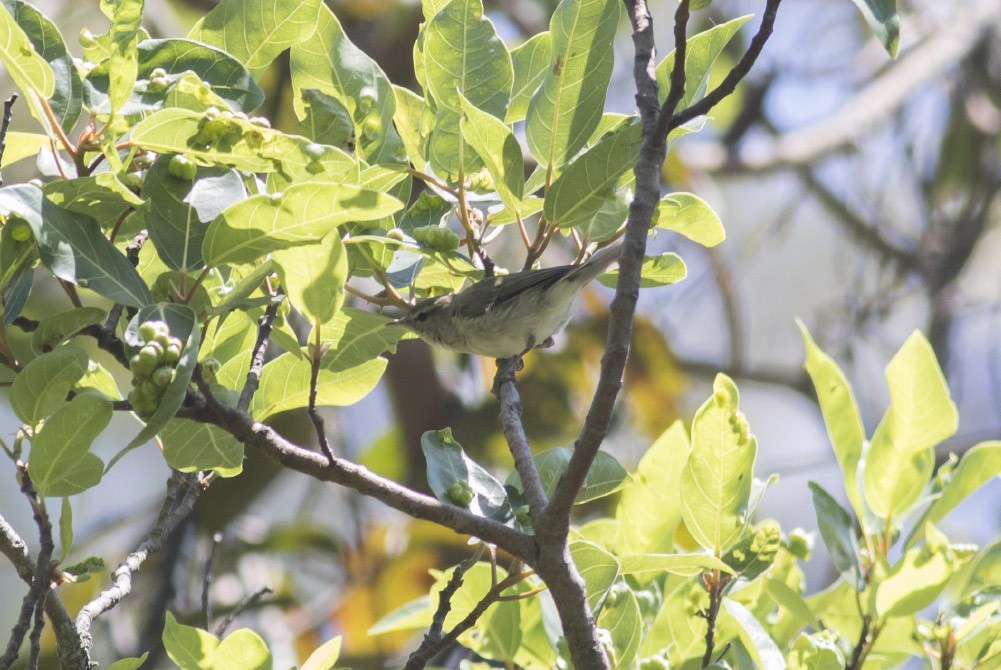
391;244;622;359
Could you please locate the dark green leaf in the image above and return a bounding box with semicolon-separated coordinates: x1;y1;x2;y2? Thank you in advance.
808;481;862;590
506;447;627;505
422;428;512;521
43;173;144;227
849;0;899;57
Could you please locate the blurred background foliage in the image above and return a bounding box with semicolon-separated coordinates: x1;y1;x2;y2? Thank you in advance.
1;0;999;667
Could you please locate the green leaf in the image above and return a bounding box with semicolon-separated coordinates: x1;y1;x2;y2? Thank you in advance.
106;655;148;670
876;526;965;617
143;39;263;111
43;173;144;226
10;345;88;425
569;540;619;611
849;0;899;57
252;309;407;418
798;321;866;516
130;108;357;180
598;253;687;289
507;32;551;123
640;579;708;662
459;94;524;215
479;598;522;664
808;482;862;590
680;374;756;554
102;0;144;116
58;496;72;561
863;331;958;519
653;192;725;247
906;441;1001;549
272;231;347;326
722;519;781;581
188;0;322;78
202;183;401;266
1;0;82;133
368;596;433;635
163;611;219;670
392;85;429;168
0;186;152;307
598;587;641;670
422;428;512;520
75;360;123;402
114;305;201;465
28;394;109;497
296;88;354;150
31;307;105;354
616;421;691;554
506;447;627;506
300;636;341;670
207;628;271;670
0;131;47;167
787;632;845;670
204;261;275;319
525;0;620;169
617;552;733;578
143;158;246;271
545;119;641;229
423;0;512;177
765;579;819;629
655;16;752;111
721;598;786;670
0;2;55;126
161;419;243;477
290;4;402;163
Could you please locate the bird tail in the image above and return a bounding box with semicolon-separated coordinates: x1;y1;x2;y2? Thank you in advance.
565;242;624;284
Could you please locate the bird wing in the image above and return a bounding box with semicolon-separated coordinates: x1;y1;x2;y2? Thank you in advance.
450;265;573;317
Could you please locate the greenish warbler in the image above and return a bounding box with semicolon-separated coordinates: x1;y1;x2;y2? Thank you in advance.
391;244;622;358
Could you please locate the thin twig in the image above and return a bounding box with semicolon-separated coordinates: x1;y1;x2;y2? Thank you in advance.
493;359;548;520
75;473;202;654
237;299;279;413
700;573;728;668
308;326;335;462
0;95;17;186
212;587;273;637
202;532;223;629
0;467;54;670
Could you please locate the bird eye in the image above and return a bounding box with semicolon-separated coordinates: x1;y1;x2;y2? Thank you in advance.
416;312;429;322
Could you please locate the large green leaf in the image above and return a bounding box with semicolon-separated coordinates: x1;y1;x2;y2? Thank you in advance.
10;345;88;425
43;173;144;227
102;0;144;116
569;540;619;611
616;421;690;554
161;418;243;477
721;599;786;670
787;632;846;670
617;553;732;578
142;157;246;271
0;2;55;126
423;0;512;177
655;16;752;111
188;0;322;78
680;374;756;554
506;32;551;123
906;441;1001;549
524;0;620;169
0;131;48;167
640;579;708;663
597;587;641;670
459;94;524;216
28;394;109;497
849;0;899;57
599;253;687;289
653;192;725;247
202;182;401;266
272;231;347;326
0;185;152;307
162;611;219;670
30;307;105;354
300;636;341;670
1;0;82;133
506;447;627;505
798;321;866;516
876;524;969;617
545;119;641;229
422;428;512;521
130;108;358;181
207;628;271;670
863;331;958;519
290;4;402;163
251;309;407;418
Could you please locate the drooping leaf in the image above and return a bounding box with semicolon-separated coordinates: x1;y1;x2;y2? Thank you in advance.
808;482;863;590
102;0;144;116
10;345;88;425
0;185;152;307
863;331;958;519
617;552;733;578
798;321;866;516
422;428;512;521
0;2;55;126
653;192;725;247
43;173;144;227
680;374;756;554
28;393;109;496
569;540;619;611
506;447;627;506
849;0;899;58
202;182;401;266
188;0;323;78
525;0;620;169
507;32;552;123
272;231;347;326
597;586;641;670
721;599;786;670
459;94;524;216
161;419;243;477
599;253;687;289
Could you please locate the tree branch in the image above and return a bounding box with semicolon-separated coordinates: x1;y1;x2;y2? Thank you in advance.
237;299;278;413
75;472;203;654
180;381;536;562
494;359;548;520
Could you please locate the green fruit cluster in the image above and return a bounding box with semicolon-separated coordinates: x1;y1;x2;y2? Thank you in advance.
445;480;474;507
127;320;183;419
412;225;460;252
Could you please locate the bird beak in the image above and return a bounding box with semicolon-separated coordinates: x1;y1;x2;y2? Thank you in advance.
385;317;406;328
